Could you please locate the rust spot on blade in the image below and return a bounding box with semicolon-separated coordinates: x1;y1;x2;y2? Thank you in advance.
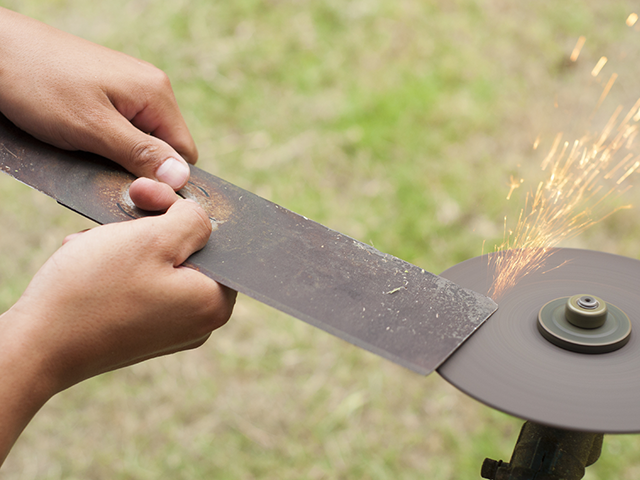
86;167;237;226
179;175;234;229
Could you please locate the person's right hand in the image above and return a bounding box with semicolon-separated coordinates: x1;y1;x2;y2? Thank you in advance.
0;7;196;190
0;178;236;464
10;179;236;391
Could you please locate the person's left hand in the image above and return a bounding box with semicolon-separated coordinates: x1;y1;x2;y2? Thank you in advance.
0;7;196;190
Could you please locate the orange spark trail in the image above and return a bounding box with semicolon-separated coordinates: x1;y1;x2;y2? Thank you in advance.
487;16;640;301
488;103;639;301
570;36;586;62
591;56;608;77
594;73;618;113
506;175;523;200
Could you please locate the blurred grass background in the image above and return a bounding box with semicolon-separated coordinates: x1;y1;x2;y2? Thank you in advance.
2;0;640;478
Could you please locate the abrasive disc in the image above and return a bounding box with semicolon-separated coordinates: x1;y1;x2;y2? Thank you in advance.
438;248;640;433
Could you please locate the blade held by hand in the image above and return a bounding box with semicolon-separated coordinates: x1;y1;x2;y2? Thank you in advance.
0;113;497;375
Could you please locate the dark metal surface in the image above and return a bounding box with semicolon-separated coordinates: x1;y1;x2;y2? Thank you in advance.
0;113;497;375
438;248;640;433
481;421;603;480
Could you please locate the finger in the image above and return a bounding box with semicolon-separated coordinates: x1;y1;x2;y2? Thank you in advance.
62;230;89;245
165;269;237;335
156;199;212;265
105;274;236;373
111;113;192;190
126;90;199;165
105;64;199;165
72;110;192;190
128;177;179;211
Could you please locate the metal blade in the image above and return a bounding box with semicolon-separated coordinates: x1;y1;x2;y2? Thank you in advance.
0;113;497;375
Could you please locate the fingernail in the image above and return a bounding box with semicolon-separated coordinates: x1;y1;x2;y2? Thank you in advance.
156;157;190;190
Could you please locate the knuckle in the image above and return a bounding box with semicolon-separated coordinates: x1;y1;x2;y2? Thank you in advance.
215;287;236;326
152;68;172;88
143;67;173;97
129;140;162;172
196;284;235;331
185;202;213;243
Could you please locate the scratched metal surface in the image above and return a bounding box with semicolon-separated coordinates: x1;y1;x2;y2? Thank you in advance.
0;113;497;375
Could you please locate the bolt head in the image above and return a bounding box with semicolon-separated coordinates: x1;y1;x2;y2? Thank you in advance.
566;294;608;329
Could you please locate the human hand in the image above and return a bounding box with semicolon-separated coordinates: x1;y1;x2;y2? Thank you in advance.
0;7;196;190
6;179;235;392
0;179;236;465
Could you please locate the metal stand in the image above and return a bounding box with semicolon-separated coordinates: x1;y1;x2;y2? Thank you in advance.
480;421;603;480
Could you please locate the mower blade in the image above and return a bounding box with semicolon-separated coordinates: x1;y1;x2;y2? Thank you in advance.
0;114;497;375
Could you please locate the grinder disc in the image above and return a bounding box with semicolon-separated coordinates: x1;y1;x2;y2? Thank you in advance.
438;248;640;433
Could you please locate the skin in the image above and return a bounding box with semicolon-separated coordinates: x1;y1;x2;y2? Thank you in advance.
0;9;237;466
0;7;196;190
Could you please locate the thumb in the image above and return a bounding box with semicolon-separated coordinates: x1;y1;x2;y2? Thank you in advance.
153;199;212;265
89;114;192;190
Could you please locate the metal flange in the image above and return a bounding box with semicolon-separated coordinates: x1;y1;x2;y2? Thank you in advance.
538;294;631;354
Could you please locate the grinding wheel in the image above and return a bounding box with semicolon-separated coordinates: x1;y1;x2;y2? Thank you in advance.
438;248;640;433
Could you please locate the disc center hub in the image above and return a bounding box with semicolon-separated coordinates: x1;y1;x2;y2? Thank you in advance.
537;294;631;354
576;295;598;310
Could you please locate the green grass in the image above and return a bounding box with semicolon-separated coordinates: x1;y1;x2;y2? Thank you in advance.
3;0;640;478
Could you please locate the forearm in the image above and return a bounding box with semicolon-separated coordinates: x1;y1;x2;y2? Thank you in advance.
0;308;56;466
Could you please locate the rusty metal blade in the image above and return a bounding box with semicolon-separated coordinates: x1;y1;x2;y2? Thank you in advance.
0;114;497;375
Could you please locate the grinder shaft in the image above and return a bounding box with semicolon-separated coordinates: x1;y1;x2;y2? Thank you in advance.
481;421;603;480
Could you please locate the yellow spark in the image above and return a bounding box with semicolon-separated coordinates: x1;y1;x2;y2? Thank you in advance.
627;13;638;27
604;153;634;179
506;175;524;200
570;36;586;62
594;73;618;114
617;160;640;184
591;56;608;77
533;135;541;150
488;103;640;300
619;98;640;127
541;133;563;170
597;104;623;146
